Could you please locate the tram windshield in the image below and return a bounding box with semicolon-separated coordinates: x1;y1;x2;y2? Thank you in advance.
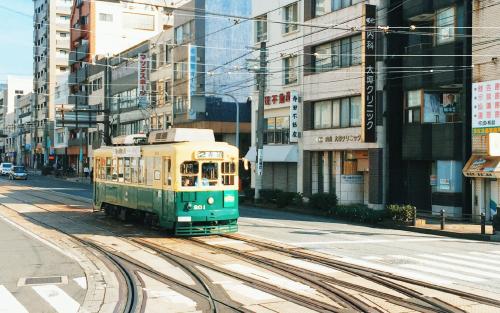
180;160;237;188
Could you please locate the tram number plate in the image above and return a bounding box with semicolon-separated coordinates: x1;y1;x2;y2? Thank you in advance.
193;204;206;210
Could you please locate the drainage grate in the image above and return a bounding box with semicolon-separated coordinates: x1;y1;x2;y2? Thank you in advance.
19;276;67;286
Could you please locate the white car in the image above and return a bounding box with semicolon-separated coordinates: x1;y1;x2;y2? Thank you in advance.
0;163;12;176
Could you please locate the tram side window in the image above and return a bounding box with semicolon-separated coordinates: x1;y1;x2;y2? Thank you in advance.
124;158;131;183
181;161;198;187
154;157;162;181
131;158;138;184
95;158;100;179
221;162;236;185
138;159;145;184
106;158;112;180
99;158;106;180
201;162;219;186
118;158;124;182
112;158;118;181
164;158;172;186
146;157;154;186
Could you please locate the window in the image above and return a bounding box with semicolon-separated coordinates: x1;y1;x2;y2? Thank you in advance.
174;62;187;80
165;45;171;64
146;157;154;185
123;13;155;31
181;161;199;187
313;35;361;72
201;163;218;186
124;158;131;183
175;20;195;44
255;14;267;42
332;0;362;11
264;116;290;144
405;90;422;124
284;56;298;85
221;162;236;185
99;13;113;22
315;0;328;17
313;96;361;129
138;159;145;184
151;53;157;70
436;7;455;44
112;158;117;181
164;158;172;186
118;158;124;182
131;158;138;183
284;3;298;33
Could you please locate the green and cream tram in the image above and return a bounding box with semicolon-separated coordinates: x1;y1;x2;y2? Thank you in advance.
93;129;239;235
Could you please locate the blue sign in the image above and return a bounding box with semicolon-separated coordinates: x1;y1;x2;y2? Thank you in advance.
189;45;197;96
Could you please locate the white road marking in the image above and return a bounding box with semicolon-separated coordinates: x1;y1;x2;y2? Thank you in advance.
441;253;500;265
32;285;80;313
389;255;500;279
223;263;315;293
399;264;485;283
0;285;29;313
362;256;384;261
418;254;500;273
73;277;87;289
469;251;500;259
284;259;339;275
292;237;464;245
331;256;451;285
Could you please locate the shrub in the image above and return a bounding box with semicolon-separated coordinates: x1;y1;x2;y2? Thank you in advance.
308;193;338;211
41;166;53;176
276;192;303;208
333;205;385;224
493;214;500;233
259;189;282;203
243;188;255;199
387;204;416;223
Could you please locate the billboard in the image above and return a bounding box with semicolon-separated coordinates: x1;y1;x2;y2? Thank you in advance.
472;80;500;132
138;53;149;108
362;4;376;143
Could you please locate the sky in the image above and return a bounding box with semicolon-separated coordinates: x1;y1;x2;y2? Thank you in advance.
0;1;33;82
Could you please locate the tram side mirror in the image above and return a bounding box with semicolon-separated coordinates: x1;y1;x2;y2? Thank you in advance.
243;159;249;171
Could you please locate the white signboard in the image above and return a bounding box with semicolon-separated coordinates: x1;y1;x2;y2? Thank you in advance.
256;148;263;176
472;80;500;130
289;91;299;143
138;53;149;108
113;146;141;158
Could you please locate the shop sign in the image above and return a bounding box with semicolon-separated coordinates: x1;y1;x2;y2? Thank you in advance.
341;175;364;185
138;53;149;108
289;91;299;143
113;146;141;158
472;80;500;131
189;45;197;96
363;4;377;143
265;91;292;106
315;135;361;143
256;148;263;176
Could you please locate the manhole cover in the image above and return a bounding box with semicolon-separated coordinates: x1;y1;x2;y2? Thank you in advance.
19;276;67;286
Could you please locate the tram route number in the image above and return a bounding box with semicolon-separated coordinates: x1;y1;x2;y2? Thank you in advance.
193;204;206;210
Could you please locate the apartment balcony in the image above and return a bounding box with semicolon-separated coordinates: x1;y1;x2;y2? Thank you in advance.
69;51;76;66
76;66;88;83
55;56;69;67
56;22;70;31
55;6;72;14
56;39;70;48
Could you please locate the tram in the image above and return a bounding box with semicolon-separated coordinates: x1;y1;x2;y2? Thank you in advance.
93;128;239;235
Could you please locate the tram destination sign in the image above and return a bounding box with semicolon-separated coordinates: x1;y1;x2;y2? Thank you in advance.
196;151;223;159
113;146;141;158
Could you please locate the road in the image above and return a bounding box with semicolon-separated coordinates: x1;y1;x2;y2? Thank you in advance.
3;174;500;298
0;211;86;313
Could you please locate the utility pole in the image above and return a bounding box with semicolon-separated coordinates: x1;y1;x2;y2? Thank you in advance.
254;41;266;200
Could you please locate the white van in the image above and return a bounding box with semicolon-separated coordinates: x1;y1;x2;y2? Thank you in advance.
0;163;13;175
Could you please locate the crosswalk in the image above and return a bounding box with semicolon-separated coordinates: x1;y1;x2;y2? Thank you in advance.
0;277;86;313
330;249;500;287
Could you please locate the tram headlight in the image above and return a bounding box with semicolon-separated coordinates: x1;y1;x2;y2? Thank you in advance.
207;197;215;205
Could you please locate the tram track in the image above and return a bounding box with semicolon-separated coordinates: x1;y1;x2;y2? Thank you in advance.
224;234;500;311
0;184;244;312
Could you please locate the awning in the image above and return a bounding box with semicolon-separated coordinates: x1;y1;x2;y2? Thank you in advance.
463;155;500;178
244;145;298;163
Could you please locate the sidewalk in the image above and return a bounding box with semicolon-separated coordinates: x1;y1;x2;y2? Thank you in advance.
26;169;92;185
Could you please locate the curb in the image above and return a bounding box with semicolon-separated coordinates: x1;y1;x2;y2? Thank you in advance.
378;222;493;241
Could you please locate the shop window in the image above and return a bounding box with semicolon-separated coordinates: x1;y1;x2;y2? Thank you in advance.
164;158;172;186
181;161;199;187
201;162;218;186
436;160;462;193
436;7;455;45
222;162;236;185
342;151;359;175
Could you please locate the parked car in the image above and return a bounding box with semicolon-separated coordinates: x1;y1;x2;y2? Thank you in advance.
8;166;28;180
0;163;12;176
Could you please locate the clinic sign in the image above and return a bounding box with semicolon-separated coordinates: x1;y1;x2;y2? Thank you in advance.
472;80;500;132
363;4;376;143
138;53;149;108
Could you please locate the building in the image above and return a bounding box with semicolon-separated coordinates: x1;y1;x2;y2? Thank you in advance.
387;0;472;216
53;75;71;168
462;0;500;222
15;93;35;167
68;0;171;171
33;0;73;167
170;0;252;150
0;76;33;163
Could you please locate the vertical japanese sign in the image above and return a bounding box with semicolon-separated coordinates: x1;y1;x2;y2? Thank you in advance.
363;4;376;143
289;91;299;143
138;53;149;108
256;148;263;176
472;80;500;133
189;45;197;96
